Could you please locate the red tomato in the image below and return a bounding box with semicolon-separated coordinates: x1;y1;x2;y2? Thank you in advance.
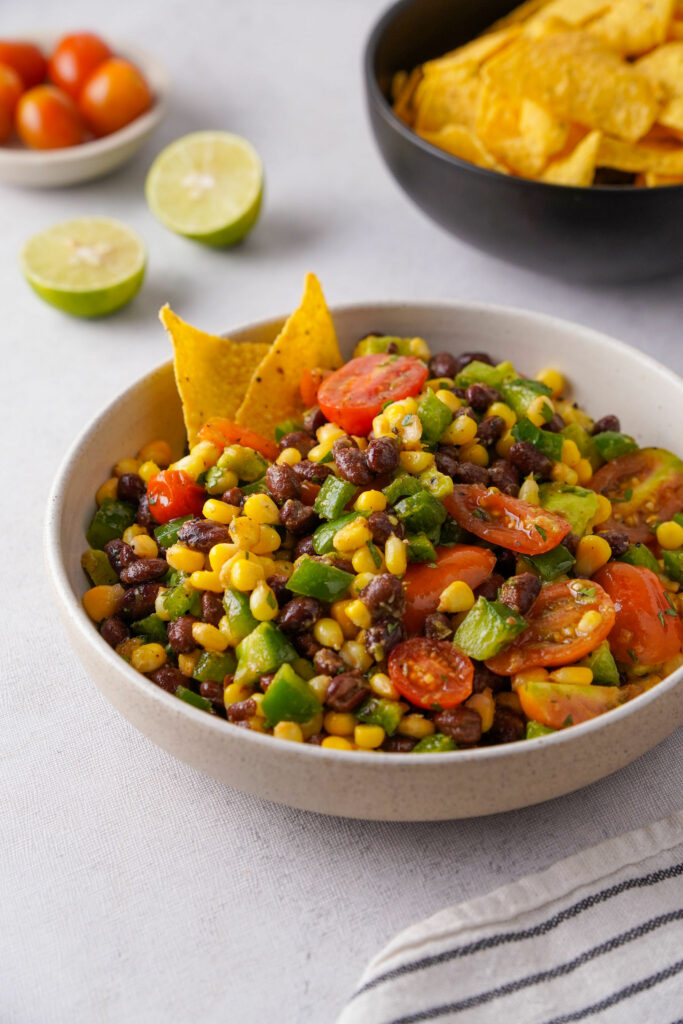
593;562;683;666
318;353;429;435
79;58;151;136
388;638;474;710
403;544;497;634
15;85;86;149
590;448;683;545
443;486;571;555
147;470;206;524
197;418;278;461
0;63;23;142
300;367;332;408
0;41;46;88
485;579;615;675
48;33;111;101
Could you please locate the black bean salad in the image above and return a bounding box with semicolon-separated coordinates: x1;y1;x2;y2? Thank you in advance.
81;336;683;753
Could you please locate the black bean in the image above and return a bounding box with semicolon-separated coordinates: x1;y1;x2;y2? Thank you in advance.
333;441;374;486
434;706;482;744
360;573;406;621
201;591;224;626
435;447;460;478
266;574;291;606
498;573;541;615
167;616;196;653
382;735;417;753
564;532;580;556
472;661;507;695
424;612;454;640
293;460;333;484
104;538;137;575
116;582;161;622
428;351;458;379
543;413;565;434
474;572;504;602
150;664;186;694
508;441;552;478
365;620;404;660
366;436;400;475
495;548;516;577
454;351;493;373
258;674;275;693
117;472;146;504
453;404;477;421
265;464;301;504
489;706;525;743
177;518;231;553
226;698;257;722
294;632;321;660
477;415;506;446
325;672;370;712
303;406;326;435
592;414;620;435
278;596;323;633
221;486;244;507
466;383;500;412
313;648;344;676
278;431;315;456
454;462;489;486
367;510;404;545
136;493;154;528
100;616;129;648
453;387;467;400
199;680;225;707
293;535;315;559
119;557;168;585
596;530;631;558
280;499;318;536
488;459;520;496
307;733;325;746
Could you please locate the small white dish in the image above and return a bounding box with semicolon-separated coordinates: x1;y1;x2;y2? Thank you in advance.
0;37;169;188
44;302;683;821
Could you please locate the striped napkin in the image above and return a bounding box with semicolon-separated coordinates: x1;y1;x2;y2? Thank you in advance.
339;811;683;1024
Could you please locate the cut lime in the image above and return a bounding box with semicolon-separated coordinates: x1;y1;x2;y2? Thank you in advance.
145;131;263;247
21;217;146;318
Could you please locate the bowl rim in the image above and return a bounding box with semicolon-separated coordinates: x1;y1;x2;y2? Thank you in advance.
45;298;683;768
0;35;169;167
364;0;683;195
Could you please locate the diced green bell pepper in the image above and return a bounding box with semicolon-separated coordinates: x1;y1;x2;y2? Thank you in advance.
274;418;303;441
312;511;368;555
580;640;620;686
523;544;575;581
592;431;638;461
526;721;556;739
162;583;202;621
619;543;662;575
357;697;404;736
222;587;259;644
241;477;268;495
406;532;437;563
439;519;465;546
175;685;213;713
235;622;298;687
512;417;563;462
204;465;238;496
353;335;413;357
561;423;601;471
500;378;553;420
538;483;599;536
86;499;136;550
293;657;315;680
663;549;683;584
394;490;447;535
314;475;358;520
287;557;354;602
412;733;457;753
261;663;322;724
81;548;119;586
453;597;527;660
131;614;168;644
418;389;453;447
154;514;194;549
454;359;515;390
194;649;237;683
217;444;267;482
382;473;423;505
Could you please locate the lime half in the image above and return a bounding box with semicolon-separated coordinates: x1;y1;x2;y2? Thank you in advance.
145;131;263;246
21;217;146;318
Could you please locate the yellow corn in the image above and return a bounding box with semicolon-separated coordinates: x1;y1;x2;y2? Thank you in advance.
344;599;373;630
549;666;594;685
131;643;166;673
250;692;267;717
527;396;554;428
178;651;201;677
593;494;612;525
251;525;281;555
317;422;347;444
460;442;489;467
465;688;495;732
488;401;517;429
438;580;475;614
324;711;356;736
656;520;683;550
385;535;407;577
229;516;261;550
203;499;239;525
114;456;140;477
209;542;240;572
131;534;158;559
372;413;394;439
442;415;478;447
518;476;540;504
224;681;252;707
243;493;280;525
575;458;593;485
192;622;229;651
354;724;385;749
397;413;423;449
308;443;332;463
189;570;223;593
273;721;304;743
321;736;354;751
575;535;612;576
314;618;344;650
229;557;265;592
399;450;435;474
138;460;160;484
137;439;172;467
426;377;452;391
308;674;331;702
96;477;119;505
561;439;581;467
340;640;373;672
410;337;430;359
330;600;358;639
352;545;384;575
122;524;146;545
496;431;515;458
301;710;324;739
351;572;376;597
82;584;124;622
154;588;171;621
398;714;435;739
511;667;549;690
333;517;372;553
551;462;579;486
354;490;387;514
434;389;461;413
166;544;205;574
277;447;302;467
369;673;400;700
385;398;417;424
535;368;564;397
249;582;279;621
576;610;604;636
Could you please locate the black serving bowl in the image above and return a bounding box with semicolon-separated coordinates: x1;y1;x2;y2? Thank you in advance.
364;0;683;282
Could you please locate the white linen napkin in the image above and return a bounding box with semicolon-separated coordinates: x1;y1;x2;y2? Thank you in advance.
339;811;683;1024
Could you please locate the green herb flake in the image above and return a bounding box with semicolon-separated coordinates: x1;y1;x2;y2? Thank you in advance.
535;524;547;541
540;402;554;423
472;509;489;521
577;585;596;599
366;541;383;568
267;593;278;610
658;610;666;628
613;488;633;504
666;593;677;612
562;714;574;727
627;648;638;662
401;414;413;426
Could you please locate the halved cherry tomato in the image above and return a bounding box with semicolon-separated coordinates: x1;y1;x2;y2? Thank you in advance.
15;85;86;149
300;367;332;408
388;637;474;710
318;353;429;435
590;447;683;545
593;562;683;666
0;63;23;142
403;544;497;634
197;418;278;461
0;41;46;89
518;681;621;729
79;58;151;136
485;578;615;675
443;486;571;554
48;33;111;101
147;470;206;524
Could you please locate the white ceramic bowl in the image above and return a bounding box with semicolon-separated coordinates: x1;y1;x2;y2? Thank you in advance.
0;38;168;188
45;302;683;821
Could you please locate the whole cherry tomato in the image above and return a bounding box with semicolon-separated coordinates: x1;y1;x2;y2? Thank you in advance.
48;33;111;101
15;85;86;149
388;638;474;711
443;486;572;555
318;353;429;435
593;562;683;666
147;470;206;524
79;58;152;136
403;544;497;634
0;40;46;88
0;62;23;143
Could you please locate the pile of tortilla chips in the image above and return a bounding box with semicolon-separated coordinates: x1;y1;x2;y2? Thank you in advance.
161;273;342;448
392;0;683;186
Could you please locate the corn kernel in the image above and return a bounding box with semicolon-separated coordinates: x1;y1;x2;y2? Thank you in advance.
122;524;147;545
549;666;594;685
551;462;579;486
114;456;140;477
399;450;435;474
192;622;229;651
190;570;223;593
229;516;262;550
340;640;373;672
511;667;549;690
435;389;461;413
308;443;332;463
273;721;304;743
314;617;344;650
178;650;201;677
369;673;400;700
351;572;376;596
328;600;356;639
272;559;294;578
229;557;265;592
465;687;495;732
131;642;166;673
438;580;475;614
354;490;387;514
190;440;221;465
385;535;407;577
137;439;172;467
519;476;540;504
396;414;423;448
251;692;267;717
419;468;454;498
317;422;346;444
442;415;478;446
354;724;385;749
243;493;280;525
131;534;158;559
527;396;555;428
333;517;373;553
277;447;302;466
372;413;393;438
83;583;124;622
138;460;160;484
488;402;517;429
166;544;205;574
409;337;430;359
208;543;239;572
576;610;604;636
344;599;373;630
561;439;581;467
249;582;279;621
663;653;683;676
169;454;204;479
224;681;253;707
301;710;324;739
96;477;119;505
353;436;369;451
398;714;435;739
496;431;515;458
308;674;331;702
321;736;354;751
324;711;356;736
427;377;452;391
385;402;409;425
575;458;593;485
155;588;171;621
575;535;612;576
460;442;489;467
593;494;612;525
535;368;564;397
202;499;238;525
352;545;384;575
657;520;683;550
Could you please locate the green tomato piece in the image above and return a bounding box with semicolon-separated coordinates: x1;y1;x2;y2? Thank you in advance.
580;640;620;686
131;614;169;645
592;431;638;461
512;417;563;462
153;514;194;549
412;733;457;753
261;663;322;724
81;548;119;586
235;622;298;687
193;649;237;683
538;483;599;536
418;389;453;447
453;597;527;660
86;499;137;550
314;475;358;520
357;697;404;736
286;557;354;602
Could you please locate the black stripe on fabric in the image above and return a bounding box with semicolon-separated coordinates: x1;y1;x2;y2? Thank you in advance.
352;861;683;1000
385;911;682;1024
541;958;683;1024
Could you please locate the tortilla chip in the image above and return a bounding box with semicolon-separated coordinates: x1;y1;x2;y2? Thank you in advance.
422;27;521;76
476;85;567;176
668;18;683;38
160;306;269;448
413;65;480;131
392;67;423;126
235;273;342;438
597;133;683;171
643;169;683;182
417;123;506;170
637;42;683;132
528;0;611;28
541;129;602;184
588;0;675;55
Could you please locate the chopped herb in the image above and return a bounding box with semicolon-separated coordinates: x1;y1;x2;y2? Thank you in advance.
562;714;574;727
613;488;633;504
386;621;398;634
540;401;554;423
658;610;666;627
267;592;277;610
366;541;383;568
666;593;677;612
577;585;596;599
665;608;678;617
472;509;489;521
627;648;638;662
535;524;547;541
401;414;413;426
432;701;444;711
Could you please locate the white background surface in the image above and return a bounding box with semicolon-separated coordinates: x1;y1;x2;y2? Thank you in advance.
2;2;681;1022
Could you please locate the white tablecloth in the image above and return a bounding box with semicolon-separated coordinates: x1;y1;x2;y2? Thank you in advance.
2;2;681;1021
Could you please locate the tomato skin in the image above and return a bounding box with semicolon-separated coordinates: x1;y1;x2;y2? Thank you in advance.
591;448;683;545
403;544;497;634
0;63;23;142
300;367;331;408
0;41;46;88
593;563;683;666
48;33;111;101
318;353;429;435
147;470;206;524
15;85;86;149
79;58;151;136
197;418;278;461
388;637;474;710
518;681;621;729
486;579;616;675
443;486;571;554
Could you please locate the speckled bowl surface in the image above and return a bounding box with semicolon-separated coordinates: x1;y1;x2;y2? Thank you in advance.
45;302;683;820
